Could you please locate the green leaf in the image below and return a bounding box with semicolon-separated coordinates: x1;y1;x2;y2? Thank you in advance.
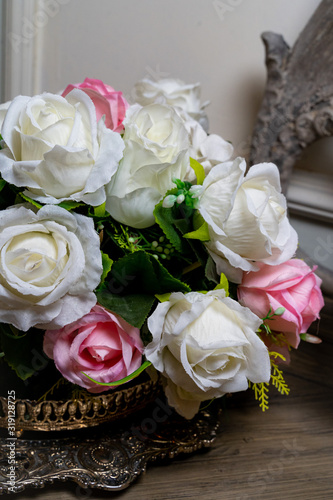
106;250;190;296
82;360;152;387
0;324;47;381
184;211;210;242
96;290;155;328
214;273;229;296
94;202;106;217
18;192;43;209
184;220;210;242
155;292;172;303
98;250;190;327
190;157;205;185
0;325;28;339
205;256;219;284
100;251;113;283
57;200;84;210
0;179;6;192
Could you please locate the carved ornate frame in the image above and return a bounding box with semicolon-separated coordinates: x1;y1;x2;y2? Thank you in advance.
250;0;333;292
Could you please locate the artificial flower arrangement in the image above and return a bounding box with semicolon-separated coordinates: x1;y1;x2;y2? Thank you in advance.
0;77;324;420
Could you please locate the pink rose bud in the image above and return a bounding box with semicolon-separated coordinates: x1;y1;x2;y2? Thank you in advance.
237;259;324;349
43;305;143;393
62;77;129;132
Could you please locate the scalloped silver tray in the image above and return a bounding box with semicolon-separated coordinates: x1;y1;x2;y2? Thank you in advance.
0;400;221;494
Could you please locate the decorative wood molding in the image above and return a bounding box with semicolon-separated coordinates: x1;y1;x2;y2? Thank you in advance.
287;171;333;223
250;0;333;193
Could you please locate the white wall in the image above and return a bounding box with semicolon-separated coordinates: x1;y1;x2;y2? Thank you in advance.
4;0;322;151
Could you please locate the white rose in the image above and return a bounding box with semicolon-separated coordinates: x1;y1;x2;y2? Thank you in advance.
197;158;298;283
0;90;124;205
106;103;190;228
181;113;234;183
145;290;270;419
133;78;209;131
0;101;11;132
0;205;102;331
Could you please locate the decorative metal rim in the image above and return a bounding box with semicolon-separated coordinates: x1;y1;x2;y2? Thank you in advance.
0;376;162;432
0;402;221;494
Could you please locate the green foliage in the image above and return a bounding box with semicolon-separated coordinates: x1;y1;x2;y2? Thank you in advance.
205;256;219;284
96;290;155;329
153;186;212;283
214;273;229;296
57;200;84;211
259;307;288;345
18;192;43;209
183;212;211;256
97;250;190;327
249;381;269;411
37;378;68;402
139;321;153;346
261;306;286;322
155;292;172;303
249;351;290;411
199;398;216;411
0;324;27;339
70;386;93;402
105;249;190;296
270;352;290;396
0;181;18;210
100;251;113;283
189;157;205;185
104;221;151;255
184;220;210;242
82;360;152;387
0;324;46;381
154;189;193;253
0;179;6;192
96;250;190;328
94;202;106;217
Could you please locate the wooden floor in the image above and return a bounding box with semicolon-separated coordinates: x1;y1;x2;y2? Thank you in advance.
8;297;333;500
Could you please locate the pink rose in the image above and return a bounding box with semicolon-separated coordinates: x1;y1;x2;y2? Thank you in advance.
43;305;143;393
237;259;324;349
62;78;129;132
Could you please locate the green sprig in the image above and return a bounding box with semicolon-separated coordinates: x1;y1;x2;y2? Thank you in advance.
37;377;68;402
261;306;286;322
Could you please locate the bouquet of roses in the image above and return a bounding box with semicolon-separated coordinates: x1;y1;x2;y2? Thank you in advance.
0;77;324;419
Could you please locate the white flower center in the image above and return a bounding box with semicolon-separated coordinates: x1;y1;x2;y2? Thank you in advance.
146;119;172;144
34;103;61;130
5;231;69;286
